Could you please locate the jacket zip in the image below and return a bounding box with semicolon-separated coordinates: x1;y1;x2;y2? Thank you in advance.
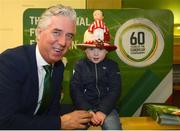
95;64;100;101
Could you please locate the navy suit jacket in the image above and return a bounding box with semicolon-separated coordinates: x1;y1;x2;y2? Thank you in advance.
0;44;64;129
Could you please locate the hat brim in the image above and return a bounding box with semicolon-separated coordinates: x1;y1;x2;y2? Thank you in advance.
76;43;117;52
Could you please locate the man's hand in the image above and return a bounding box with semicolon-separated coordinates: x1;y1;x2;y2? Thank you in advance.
60;110;92;129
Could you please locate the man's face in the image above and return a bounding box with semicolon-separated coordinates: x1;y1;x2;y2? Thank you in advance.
37;15;76;64
85;47;107;64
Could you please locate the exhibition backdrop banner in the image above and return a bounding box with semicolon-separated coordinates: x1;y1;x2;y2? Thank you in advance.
23;9;173;116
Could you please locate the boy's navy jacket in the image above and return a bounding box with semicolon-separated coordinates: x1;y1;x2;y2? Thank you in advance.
0;44;64;129
70;58;121;115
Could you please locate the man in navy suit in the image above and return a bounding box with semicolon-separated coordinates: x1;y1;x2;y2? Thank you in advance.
0;4;92;130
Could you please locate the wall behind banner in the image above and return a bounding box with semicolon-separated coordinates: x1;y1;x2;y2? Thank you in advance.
0;0;85;53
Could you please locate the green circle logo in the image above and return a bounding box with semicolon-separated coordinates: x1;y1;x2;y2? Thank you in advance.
115;18;164;67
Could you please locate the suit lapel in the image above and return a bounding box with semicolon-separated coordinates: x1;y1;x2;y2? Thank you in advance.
25;44;39;111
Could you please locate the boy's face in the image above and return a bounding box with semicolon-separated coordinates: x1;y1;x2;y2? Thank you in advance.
85;47;108;64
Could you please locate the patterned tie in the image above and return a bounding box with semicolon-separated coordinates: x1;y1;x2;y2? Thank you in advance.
36;65;53;115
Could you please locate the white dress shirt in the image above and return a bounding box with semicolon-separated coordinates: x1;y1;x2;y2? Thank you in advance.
34;45;49;114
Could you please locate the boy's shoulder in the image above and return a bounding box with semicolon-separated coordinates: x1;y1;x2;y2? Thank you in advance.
104;58;118;64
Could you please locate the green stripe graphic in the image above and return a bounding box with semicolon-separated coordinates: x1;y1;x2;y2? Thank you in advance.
118;69;160;116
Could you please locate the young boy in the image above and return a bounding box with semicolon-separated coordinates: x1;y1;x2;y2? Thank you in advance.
70;10;122;130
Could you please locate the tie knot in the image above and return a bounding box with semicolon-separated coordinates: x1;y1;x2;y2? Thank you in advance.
43;65;52;74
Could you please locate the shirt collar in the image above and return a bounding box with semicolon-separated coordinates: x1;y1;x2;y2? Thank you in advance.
36;45;49;69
